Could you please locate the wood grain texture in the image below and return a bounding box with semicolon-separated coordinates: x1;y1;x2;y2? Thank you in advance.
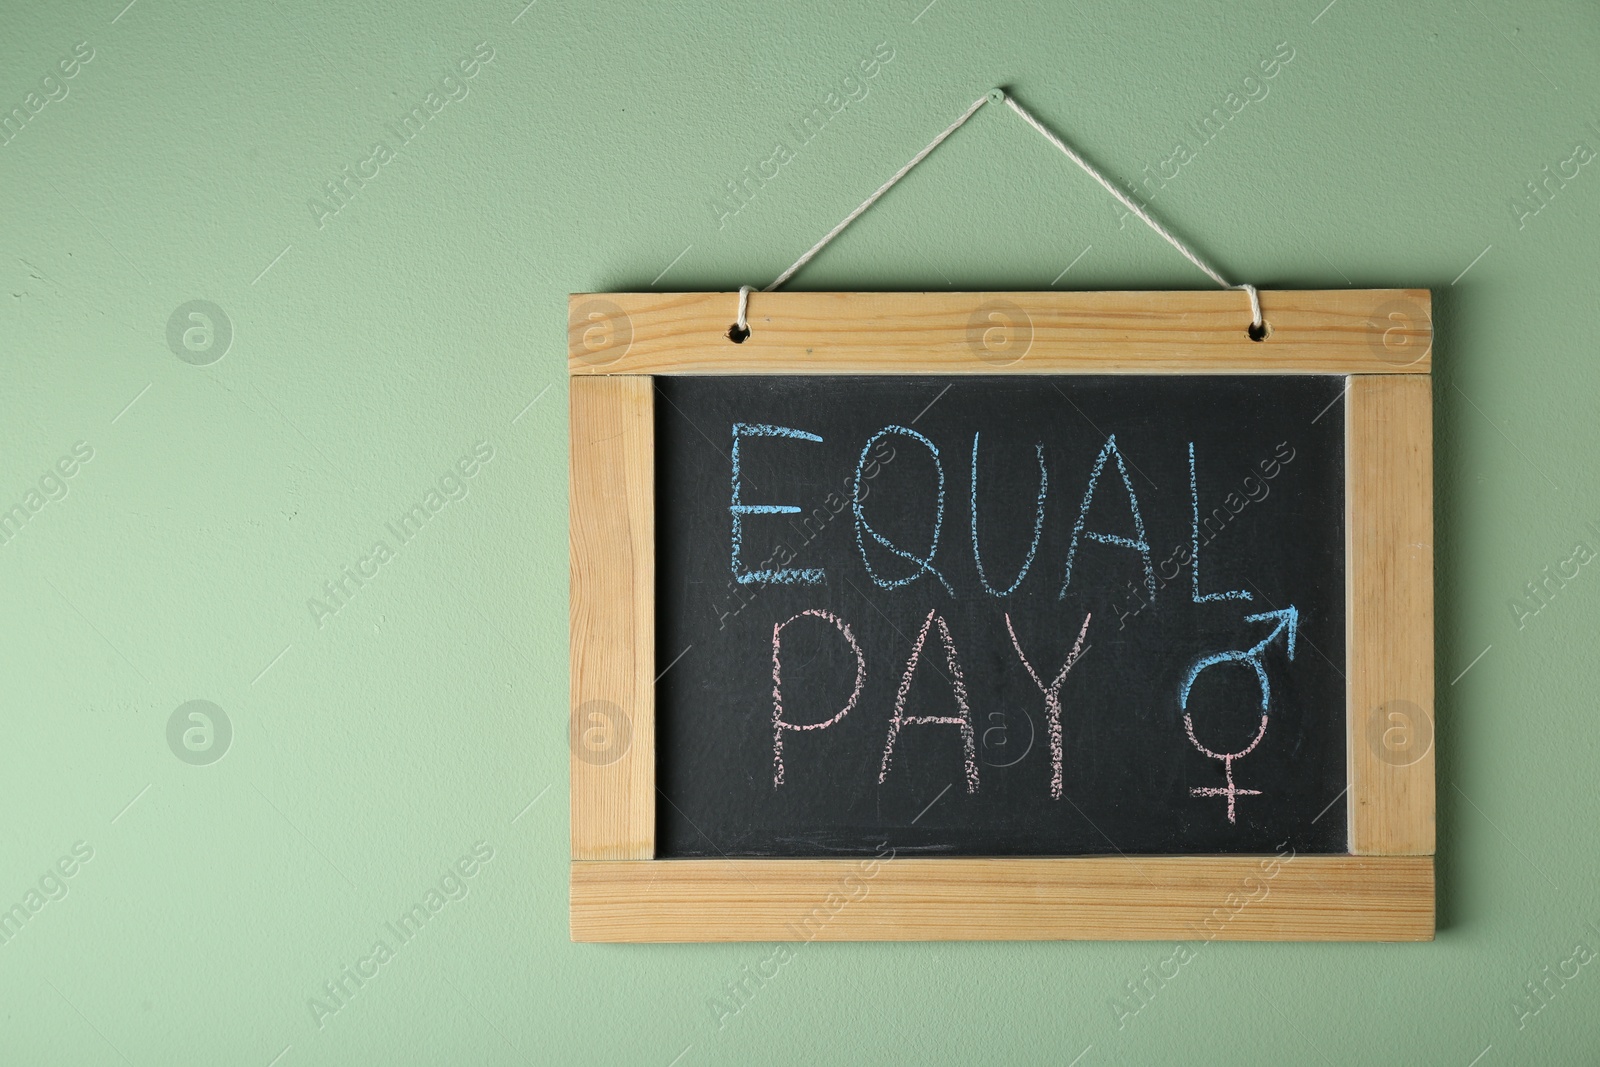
567;290;1433;375
565;291;1437;940
1347;373;1435;855
569;376;655;860
571;856;1434;942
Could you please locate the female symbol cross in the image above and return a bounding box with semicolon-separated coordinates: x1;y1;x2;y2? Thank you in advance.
1178;607;1299;824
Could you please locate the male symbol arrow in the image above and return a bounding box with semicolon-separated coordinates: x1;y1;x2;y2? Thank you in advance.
1178;606;1299;824
1180;606;1298;709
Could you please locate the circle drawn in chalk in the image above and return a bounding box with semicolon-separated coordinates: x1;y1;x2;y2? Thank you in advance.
1367;298;1431;367
966;301;1032;367
166;301;233;366
569;298;633;367
1368;699;1433;767
571;699;632;765
166;700;232;765
980;706;1036;768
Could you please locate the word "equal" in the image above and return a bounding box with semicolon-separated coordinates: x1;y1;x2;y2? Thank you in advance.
729;423;1289;603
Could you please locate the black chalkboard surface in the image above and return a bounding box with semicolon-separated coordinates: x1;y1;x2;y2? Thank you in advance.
655;375;1346;857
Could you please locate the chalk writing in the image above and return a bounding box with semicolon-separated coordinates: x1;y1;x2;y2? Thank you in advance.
853;426;954;594
656;374;1349;856
1005;612;1092;798
771;609;866;787
879;609;978;793
971;434;1048;596
1189;442;1251;603
1112;440;1295;628
714;436;898;630
1060;435;1155;602
1178;607;1298;822
730;423;824;584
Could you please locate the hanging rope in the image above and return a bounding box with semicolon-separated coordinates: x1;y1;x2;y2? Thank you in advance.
735;88;1263;340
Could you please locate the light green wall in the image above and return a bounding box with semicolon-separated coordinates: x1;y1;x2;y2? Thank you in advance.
2;1;1596;1063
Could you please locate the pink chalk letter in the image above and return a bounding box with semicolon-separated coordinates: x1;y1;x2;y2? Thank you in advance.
879;609;979;793
1005;612;1092;799
771;609;866;787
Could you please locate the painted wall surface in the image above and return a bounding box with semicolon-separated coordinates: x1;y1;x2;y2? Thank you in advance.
2;1;1596;1063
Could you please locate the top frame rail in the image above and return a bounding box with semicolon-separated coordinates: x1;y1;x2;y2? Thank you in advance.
567;290;1433;376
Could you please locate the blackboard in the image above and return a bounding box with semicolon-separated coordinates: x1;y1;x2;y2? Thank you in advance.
655;375;1346;857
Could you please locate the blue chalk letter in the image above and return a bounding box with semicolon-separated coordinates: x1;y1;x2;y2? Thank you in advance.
1189;442;1252;603
854;426;954;594
971;433;1048;597
730;423;824;584
1059;434;1155;601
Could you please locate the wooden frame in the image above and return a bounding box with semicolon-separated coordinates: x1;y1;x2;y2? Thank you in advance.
569;290;1434;942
